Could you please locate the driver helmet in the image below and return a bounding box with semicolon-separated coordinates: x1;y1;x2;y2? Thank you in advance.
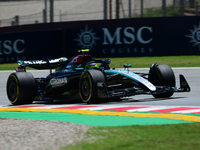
85;63;98;70
70;55;92;65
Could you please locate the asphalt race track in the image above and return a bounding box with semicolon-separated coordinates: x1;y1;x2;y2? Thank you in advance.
0;68;199;107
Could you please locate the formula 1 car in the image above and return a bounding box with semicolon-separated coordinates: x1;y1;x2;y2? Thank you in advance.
6;49;191;105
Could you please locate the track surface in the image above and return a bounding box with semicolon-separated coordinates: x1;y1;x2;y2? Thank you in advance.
0;68;200;126
1;68;199;106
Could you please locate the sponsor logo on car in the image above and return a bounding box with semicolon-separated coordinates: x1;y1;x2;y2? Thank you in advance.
50;77;68;87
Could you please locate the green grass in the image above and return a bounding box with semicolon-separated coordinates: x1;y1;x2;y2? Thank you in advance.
0;63;35;71
0;63;19;71
106;55;200;68
61;123;200;150
1;56;200;70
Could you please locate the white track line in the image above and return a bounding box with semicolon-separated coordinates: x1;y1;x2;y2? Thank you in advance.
127;106;178;112
171;109;200;114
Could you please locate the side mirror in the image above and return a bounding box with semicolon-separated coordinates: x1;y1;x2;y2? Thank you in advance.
123;64;132;71
123;64;132;68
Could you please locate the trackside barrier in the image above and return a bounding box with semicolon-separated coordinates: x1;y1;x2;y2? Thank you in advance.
0;16;200;63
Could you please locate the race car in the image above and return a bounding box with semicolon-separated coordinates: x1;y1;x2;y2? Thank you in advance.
6;49;191;105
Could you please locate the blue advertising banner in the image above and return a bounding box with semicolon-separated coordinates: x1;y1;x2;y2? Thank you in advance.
65;16;200;57
0;30;63;63
0;16;200;63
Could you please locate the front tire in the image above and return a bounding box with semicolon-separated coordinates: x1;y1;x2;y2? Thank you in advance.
79;70;106;104
148;64;175;98
7;72;37;105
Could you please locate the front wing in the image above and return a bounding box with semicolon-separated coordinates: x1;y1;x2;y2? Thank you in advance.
97;74;190;98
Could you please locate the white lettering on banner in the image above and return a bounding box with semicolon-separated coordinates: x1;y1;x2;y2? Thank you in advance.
3;40;12;55
111;48;115;53
102;26;153;45
0;56;26;63
102;48;153;54
13;39;25;54
102;28;122;45
137;27;153;44
124;27;135;44
0;39;25;55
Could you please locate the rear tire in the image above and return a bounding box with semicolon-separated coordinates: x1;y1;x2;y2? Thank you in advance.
79;70;106;104
148;64;175;98
7;72;37;105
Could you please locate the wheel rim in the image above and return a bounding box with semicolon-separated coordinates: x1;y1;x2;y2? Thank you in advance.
9;81;17;98
81;78;90;97
7;75;19;103
79;73;93;102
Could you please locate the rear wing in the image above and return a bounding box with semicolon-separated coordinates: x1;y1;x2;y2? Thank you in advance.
17;57;68;70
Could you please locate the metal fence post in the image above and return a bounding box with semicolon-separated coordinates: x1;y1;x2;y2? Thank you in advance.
44;0;47;23
180;0;184;16
196;1;199;16
60;10;62;22
116;0;120;19
50;0;54;23
120;0;125;18
15;15;19;26
109;0;112;19
43;9;46;23
129;0;131;18
141;0;143;17
104;0;107;20
162;0;166;17
11;21;15;26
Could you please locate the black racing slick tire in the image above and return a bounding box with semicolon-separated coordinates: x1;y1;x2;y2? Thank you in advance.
6;72;37;105
148;64;175;98
79;70;106;104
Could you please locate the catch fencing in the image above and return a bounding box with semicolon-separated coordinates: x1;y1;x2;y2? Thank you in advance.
0;0;198;27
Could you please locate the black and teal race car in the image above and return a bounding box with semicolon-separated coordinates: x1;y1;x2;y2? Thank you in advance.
6;50;191;105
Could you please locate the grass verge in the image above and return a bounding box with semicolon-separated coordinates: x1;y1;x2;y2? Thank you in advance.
61;123;200;150
106;55;200;68
1;55;200;70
